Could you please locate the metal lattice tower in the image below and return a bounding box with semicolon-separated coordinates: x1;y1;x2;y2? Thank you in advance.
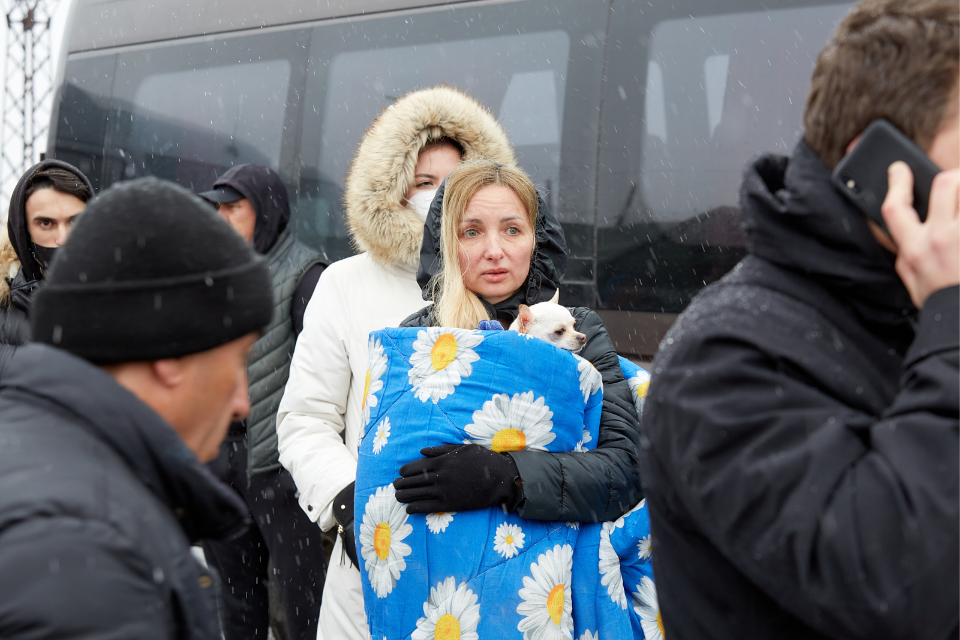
1;0;59;209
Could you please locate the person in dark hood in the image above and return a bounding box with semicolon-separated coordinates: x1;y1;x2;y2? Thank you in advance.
395;160;643;523
0;159;93;347
0;178;273;639
639;1;959;638
197;163;327;640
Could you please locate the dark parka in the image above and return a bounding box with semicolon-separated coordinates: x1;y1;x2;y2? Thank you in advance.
0;160;94;348
402;182;643;522
210;164;325;477
640;141;959;640
0;344;249;639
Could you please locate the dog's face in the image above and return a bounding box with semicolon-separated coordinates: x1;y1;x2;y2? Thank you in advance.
510;302;587;351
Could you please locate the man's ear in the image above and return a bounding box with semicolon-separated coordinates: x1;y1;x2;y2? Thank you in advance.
517;304;533;333
152;357;187;389
845;134;862;156
549;289;560;304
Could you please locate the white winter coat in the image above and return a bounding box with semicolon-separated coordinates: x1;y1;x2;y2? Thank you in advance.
277;254;424;532
276;85;517;640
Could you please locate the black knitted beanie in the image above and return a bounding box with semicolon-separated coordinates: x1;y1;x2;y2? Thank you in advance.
32;177;273;364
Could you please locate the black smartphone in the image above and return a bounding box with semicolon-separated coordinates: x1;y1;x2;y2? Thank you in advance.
831;119;941;230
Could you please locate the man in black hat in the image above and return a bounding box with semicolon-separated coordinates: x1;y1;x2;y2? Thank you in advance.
198;164;327;640
0;177;273;638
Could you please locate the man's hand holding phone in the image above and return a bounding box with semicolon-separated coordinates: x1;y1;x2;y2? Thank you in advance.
882;161;960;308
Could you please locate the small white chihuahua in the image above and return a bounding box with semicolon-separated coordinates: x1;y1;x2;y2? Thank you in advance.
509;291;586;351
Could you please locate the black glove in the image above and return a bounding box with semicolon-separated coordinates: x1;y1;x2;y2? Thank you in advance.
393;444;524;514
333;482;358;568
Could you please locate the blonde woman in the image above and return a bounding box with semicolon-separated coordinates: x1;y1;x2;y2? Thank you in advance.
276;88;516;640
396;160;643;522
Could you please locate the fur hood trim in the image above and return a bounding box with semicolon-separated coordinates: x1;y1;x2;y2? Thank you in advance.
345;85;516;268
0;228;20;306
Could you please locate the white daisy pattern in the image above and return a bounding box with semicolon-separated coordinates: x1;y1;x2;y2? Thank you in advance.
516;544;574;640
358;485;413;598
411;577;481;640
408;328;483;403
627;369;651;416
599;523;627;609
637;535;652;561
575;428;593;453
494;522;525;559
425;512;455;534
372;418;390;454
608;498;645;531
578;631;598;640
465;391;555;453
573;354;603;403
632;576;664;640
362;336;388;427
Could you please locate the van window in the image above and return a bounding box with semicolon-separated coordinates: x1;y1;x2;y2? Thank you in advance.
298;1;606;264
596;1;852;354
53;55;117;194
107;30;310;192
317;31;568;197
53;29;310;195
638;5;850;227
129;59;291;176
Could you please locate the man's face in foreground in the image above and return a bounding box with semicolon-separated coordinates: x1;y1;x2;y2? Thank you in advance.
176;333;257;462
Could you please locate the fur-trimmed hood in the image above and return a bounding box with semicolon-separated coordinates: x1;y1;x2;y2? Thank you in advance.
344;85;516;268
0;228;20;307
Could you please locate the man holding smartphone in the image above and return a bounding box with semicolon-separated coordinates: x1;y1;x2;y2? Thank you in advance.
640;1;958;638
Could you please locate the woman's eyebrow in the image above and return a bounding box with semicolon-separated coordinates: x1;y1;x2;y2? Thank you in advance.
461;215;524;225
414;172;438;181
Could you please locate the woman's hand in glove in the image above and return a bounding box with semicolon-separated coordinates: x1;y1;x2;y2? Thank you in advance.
393;444;524;514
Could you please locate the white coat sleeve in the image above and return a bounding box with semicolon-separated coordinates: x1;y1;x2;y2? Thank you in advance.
277;268;357;531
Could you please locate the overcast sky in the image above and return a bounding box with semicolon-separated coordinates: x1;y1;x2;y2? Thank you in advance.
0;0;74;215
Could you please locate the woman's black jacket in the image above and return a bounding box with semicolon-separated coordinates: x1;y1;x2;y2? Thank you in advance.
401;183;643;522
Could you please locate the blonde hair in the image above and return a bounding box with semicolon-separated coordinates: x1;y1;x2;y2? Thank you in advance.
431;160;539;329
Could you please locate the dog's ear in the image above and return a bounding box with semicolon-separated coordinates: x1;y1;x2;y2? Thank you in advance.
517;304;533;333
549;289;560;304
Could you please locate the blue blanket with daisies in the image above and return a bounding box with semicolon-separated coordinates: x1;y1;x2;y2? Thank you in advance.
355;327;660;640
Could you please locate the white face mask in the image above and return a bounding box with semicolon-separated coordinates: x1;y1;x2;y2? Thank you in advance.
406;189;438;221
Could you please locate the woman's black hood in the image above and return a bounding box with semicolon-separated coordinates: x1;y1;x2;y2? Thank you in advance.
212;164;290;255
7;159;94;284
741;139;914;327
416;179;567;325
